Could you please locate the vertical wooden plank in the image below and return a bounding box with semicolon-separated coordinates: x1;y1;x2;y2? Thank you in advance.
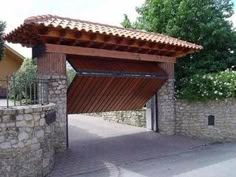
37;52;66;76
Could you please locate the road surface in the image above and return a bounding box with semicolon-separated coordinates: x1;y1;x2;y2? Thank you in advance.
48;115;236;177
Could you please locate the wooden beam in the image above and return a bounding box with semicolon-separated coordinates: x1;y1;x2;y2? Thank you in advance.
45;44;176;63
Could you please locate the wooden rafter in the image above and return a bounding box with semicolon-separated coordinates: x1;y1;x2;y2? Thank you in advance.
33;27;193;57
5;24;197;57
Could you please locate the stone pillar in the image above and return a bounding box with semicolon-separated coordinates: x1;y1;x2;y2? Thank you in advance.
157;63;176;135
35;51;67;152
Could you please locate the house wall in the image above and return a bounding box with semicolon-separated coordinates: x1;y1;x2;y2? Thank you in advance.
0;48;23;85
0;48;23;98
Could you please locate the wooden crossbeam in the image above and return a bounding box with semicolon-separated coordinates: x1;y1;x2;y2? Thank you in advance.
44;44;176;63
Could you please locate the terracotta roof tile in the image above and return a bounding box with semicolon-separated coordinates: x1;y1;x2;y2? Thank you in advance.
22;15;202;50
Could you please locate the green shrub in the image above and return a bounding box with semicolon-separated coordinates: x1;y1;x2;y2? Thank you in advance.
177;69;236;101
9;58;37;101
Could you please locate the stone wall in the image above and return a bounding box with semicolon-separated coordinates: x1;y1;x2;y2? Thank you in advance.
91;93;236;142
87;109;146;128
39;75;67;152
0;103;56;177
176;98;236;141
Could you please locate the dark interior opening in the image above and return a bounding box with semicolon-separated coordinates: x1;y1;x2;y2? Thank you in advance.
208;115;215;126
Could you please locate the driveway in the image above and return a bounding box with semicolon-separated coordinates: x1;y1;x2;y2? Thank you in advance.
48;115;236;177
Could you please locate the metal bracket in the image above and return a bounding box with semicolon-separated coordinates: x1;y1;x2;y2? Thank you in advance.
76;69;168;79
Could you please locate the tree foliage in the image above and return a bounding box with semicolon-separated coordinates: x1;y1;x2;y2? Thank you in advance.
122;0;236;93
10;58;37;100
178;69;236;101
0;21;6;60
121;14;133;29
16;58;37;80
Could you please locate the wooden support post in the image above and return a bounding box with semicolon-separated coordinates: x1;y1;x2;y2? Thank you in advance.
33;47;68;151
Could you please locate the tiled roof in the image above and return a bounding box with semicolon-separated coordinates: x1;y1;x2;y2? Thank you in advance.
22;15;202;50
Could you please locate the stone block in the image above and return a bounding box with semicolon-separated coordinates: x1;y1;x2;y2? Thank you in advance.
35;130;44;138
16;115;24;121
0;136;5;143
18;132;29;141
33;113;41;121
24;108;33;114
24;114;33;121
17;142;24;148
0;142;11;149
31;143;41;150
16;121;27;127
6;123;15;127
3;109;16;115
40;118;45;126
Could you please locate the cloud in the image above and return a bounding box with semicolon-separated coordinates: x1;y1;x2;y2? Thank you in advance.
0;0;35;32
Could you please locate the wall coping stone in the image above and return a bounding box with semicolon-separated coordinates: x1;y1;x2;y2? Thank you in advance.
37;75;67;80
0;103;56;115
176;98;235;104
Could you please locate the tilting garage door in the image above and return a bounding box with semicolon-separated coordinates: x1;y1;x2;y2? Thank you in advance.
67;56;168;114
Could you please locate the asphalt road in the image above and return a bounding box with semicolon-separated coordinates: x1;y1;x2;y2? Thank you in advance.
48;115;236;177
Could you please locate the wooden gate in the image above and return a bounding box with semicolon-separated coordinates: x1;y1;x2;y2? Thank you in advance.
67;56;167;113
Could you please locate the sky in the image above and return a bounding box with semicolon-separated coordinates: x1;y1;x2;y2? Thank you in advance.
0;0;236;58
0;0;145;58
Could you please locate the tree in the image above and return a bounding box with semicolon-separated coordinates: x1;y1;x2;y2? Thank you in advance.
10;58;37;101
122;0;236;90
121;14;133;29
0;21;6;60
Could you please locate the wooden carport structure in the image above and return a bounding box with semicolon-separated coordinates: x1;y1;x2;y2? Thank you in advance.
4;15;202;149
4;15;202;113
